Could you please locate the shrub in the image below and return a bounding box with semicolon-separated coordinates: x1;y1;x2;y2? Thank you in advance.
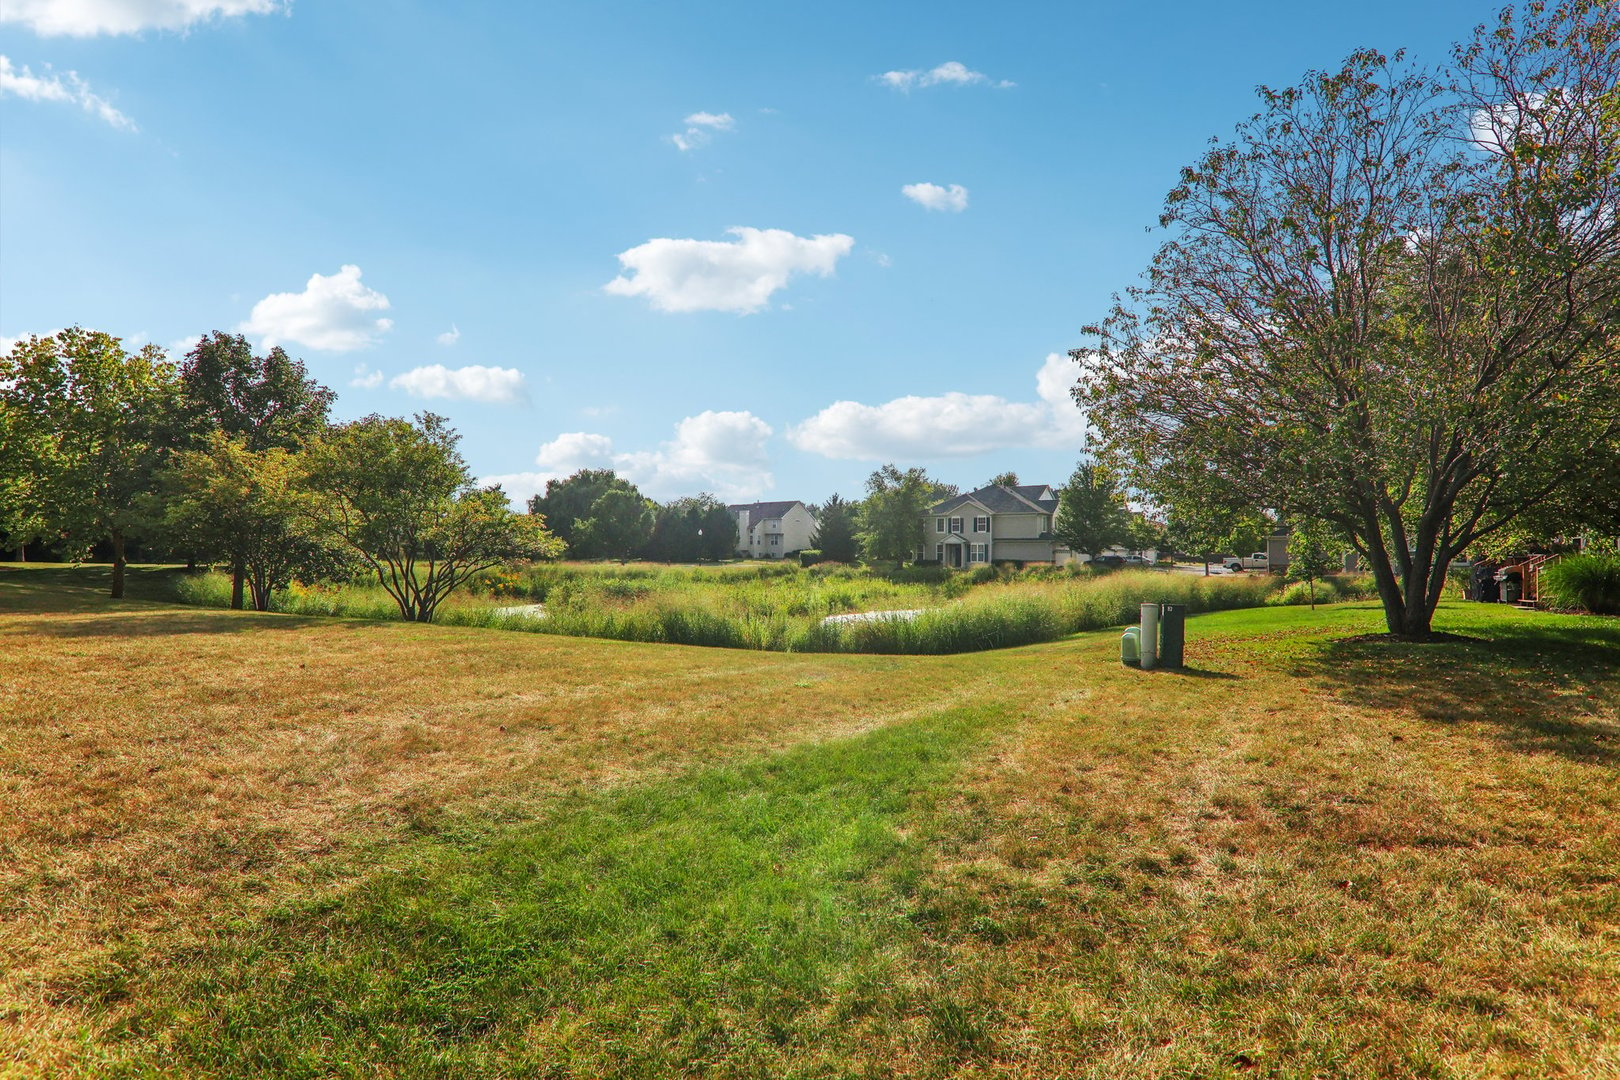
1540;555;1620;614
963;565;997;586
798;549;824;567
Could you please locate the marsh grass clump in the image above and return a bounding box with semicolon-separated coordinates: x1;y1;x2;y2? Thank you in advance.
173;562;1311;655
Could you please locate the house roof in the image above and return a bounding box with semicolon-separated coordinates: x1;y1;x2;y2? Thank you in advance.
929;484;1057;516
727;500;805;533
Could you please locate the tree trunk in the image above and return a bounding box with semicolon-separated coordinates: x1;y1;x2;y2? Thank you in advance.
110;534;127;599
1398;592;1436;637
1358;529;1408;636
250;569;272;611
230;556;246;610
16;543;24;563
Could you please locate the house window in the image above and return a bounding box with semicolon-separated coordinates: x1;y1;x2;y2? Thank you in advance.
973;515;990;533
935;543;944;561
770;536;780;546
970;543;989;563
936;517;945;533
949;516;964;534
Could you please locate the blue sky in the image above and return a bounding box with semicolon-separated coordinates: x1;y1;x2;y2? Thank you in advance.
2;0;1490;506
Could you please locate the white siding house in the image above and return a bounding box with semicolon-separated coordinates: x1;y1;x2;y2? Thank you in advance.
729;500;818;559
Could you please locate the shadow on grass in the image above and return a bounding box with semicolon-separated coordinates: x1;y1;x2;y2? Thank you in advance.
1305;614;1620;765
0;564;189;609
9;610;329;638
1159;666;1241;680
0;565;327;636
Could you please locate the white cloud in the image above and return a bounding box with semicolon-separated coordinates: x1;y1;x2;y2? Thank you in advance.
168;334;202;355
389;364;527;405
436;324;460;346
604;227;855;314
349;363;383;389
1;0;281;36
790;353;1087;460
878;61;1014;92
0;56;135;130
901;182;969;212
685;111;734;131
488;411;775;504
238;265;392;352
670;110;736;152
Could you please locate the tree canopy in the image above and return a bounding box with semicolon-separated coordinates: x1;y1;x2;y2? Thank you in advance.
304;413;562;621
1074;1;1620;637
644;495;736;562
528;469;649;556
172;331;334;603
860;465;952;565
1053;461;1132;558
810;493;859;563
161;432;335;611
1;329;180;596
178;331;334;451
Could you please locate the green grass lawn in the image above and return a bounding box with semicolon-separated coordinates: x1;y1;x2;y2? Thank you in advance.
2;566;1616;1077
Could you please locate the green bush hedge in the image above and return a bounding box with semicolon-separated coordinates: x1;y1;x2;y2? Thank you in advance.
1540;555;1620;615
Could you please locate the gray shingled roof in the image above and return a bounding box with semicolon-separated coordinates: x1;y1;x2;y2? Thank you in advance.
929;484;1056;516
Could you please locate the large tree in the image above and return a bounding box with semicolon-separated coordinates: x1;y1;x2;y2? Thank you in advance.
304;413;562;622
643;494;736;562
810;493;859;563
528;469;647;555
161;433;337;611
175;331;334;604
859;465;951;566
573;488;656;561
1075;2;1620;637
1053;461;1132;558
0;329;179;597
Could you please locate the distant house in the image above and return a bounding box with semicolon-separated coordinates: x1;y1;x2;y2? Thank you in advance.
729;500;817;559
923;484;1065;567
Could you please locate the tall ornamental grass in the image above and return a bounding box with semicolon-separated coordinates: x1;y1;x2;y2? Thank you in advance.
1539;555;1620;615
796;571;1282;655
171;564;1354;655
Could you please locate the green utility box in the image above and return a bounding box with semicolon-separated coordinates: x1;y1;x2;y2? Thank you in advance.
1120;625;1141;666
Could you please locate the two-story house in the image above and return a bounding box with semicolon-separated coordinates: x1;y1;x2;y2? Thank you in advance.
923;484;1065;567
729;500;817;559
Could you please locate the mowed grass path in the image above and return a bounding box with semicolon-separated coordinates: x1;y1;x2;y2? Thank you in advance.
2;566;1617;1078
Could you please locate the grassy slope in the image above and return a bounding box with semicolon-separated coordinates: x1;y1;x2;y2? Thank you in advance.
1;565;1616;1078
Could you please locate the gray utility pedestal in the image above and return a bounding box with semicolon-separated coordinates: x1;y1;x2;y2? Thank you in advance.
1139;603;1160;670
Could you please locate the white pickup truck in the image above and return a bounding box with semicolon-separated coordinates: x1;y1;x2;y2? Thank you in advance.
1223;552;1270;572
